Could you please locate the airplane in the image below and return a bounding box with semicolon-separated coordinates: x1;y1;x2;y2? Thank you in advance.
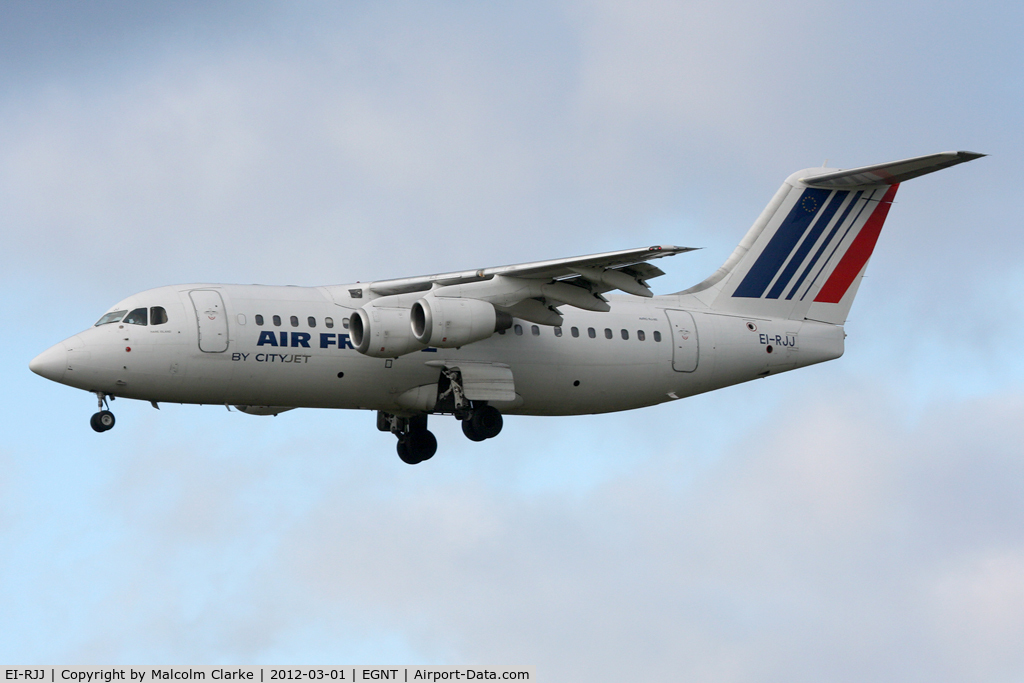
30;151;982;464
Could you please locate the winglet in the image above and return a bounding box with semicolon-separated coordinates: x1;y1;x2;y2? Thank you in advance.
800;151;985;188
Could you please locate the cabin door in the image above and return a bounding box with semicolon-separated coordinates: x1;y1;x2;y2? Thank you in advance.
665;309;699;372
189;290;229;353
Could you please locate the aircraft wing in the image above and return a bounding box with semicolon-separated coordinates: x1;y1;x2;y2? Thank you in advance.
367;245;697;298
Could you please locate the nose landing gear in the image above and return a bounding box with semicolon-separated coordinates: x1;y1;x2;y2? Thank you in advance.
90;410;116;432
90;392;116;433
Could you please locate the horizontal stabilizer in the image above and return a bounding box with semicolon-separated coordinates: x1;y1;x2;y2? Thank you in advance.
800;151;985;188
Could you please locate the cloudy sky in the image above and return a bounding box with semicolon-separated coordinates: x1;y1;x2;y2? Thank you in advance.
2;1;1022;679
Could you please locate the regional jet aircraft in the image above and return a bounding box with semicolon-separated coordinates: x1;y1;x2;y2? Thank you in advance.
30;152;982;463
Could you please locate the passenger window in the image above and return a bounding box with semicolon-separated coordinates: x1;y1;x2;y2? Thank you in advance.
621;329;629;340
308;316;316;328
514;324;523;336
604;328;612;339
255;314;264;326
571;327;579;338
150;307;168;325
237;314;246;325
123;308;148;326
554;327;563;337
273;315;282;327
343;318;350;329
325;317;334;329
654;331;662;342
94;310;128;326
497;329;506;335
531;325;540;336
637;330;646;341
588;327;596;338
290;316;299;328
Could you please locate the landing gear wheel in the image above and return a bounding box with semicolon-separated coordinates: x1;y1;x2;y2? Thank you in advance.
462;418;486;442
397;438;417;464
91;410;115;433
470;406;503;440
409;429;437;462
397;429;437;464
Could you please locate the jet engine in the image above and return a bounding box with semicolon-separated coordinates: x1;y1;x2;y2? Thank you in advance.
350;306;425;358
411;296;512;348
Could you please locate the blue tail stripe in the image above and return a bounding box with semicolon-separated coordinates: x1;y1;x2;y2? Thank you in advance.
788;190;863;300
766;190;848;299
799;188;878;301
732;188;832;298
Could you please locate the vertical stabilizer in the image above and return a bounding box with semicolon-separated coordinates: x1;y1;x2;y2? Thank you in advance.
680;151;983;324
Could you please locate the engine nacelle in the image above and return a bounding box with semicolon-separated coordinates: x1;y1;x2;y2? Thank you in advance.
410;296;512;348
350;306;426;358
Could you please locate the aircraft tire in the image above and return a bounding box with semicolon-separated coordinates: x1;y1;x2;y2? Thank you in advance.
97;410;115;431
398;430;437;464
471;406;502;440
397;438;418;464
462;419;486;442
91;410;115;432
409;429;437;462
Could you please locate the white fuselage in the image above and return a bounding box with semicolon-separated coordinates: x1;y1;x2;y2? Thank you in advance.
40;283;845;417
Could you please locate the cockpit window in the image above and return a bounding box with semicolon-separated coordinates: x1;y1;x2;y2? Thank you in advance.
150;306;168;325
95;310;128;326
123;308;148;326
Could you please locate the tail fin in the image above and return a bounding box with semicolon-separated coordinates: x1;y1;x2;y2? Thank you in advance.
681;151;984;324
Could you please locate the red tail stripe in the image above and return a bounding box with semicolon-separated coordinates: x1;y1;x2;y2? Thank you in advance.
814;184;899;304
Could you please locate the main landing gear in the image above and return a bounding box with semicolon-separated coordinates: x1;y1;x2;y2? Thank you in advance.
90;392;116;433
377;405;504;465
378;412;437;465
437;366;503;443
378;369;505;464
461;405;503;442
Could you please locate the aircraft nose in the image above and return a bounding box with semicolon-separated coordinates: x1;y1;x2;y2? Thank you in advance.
29;341;69;383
